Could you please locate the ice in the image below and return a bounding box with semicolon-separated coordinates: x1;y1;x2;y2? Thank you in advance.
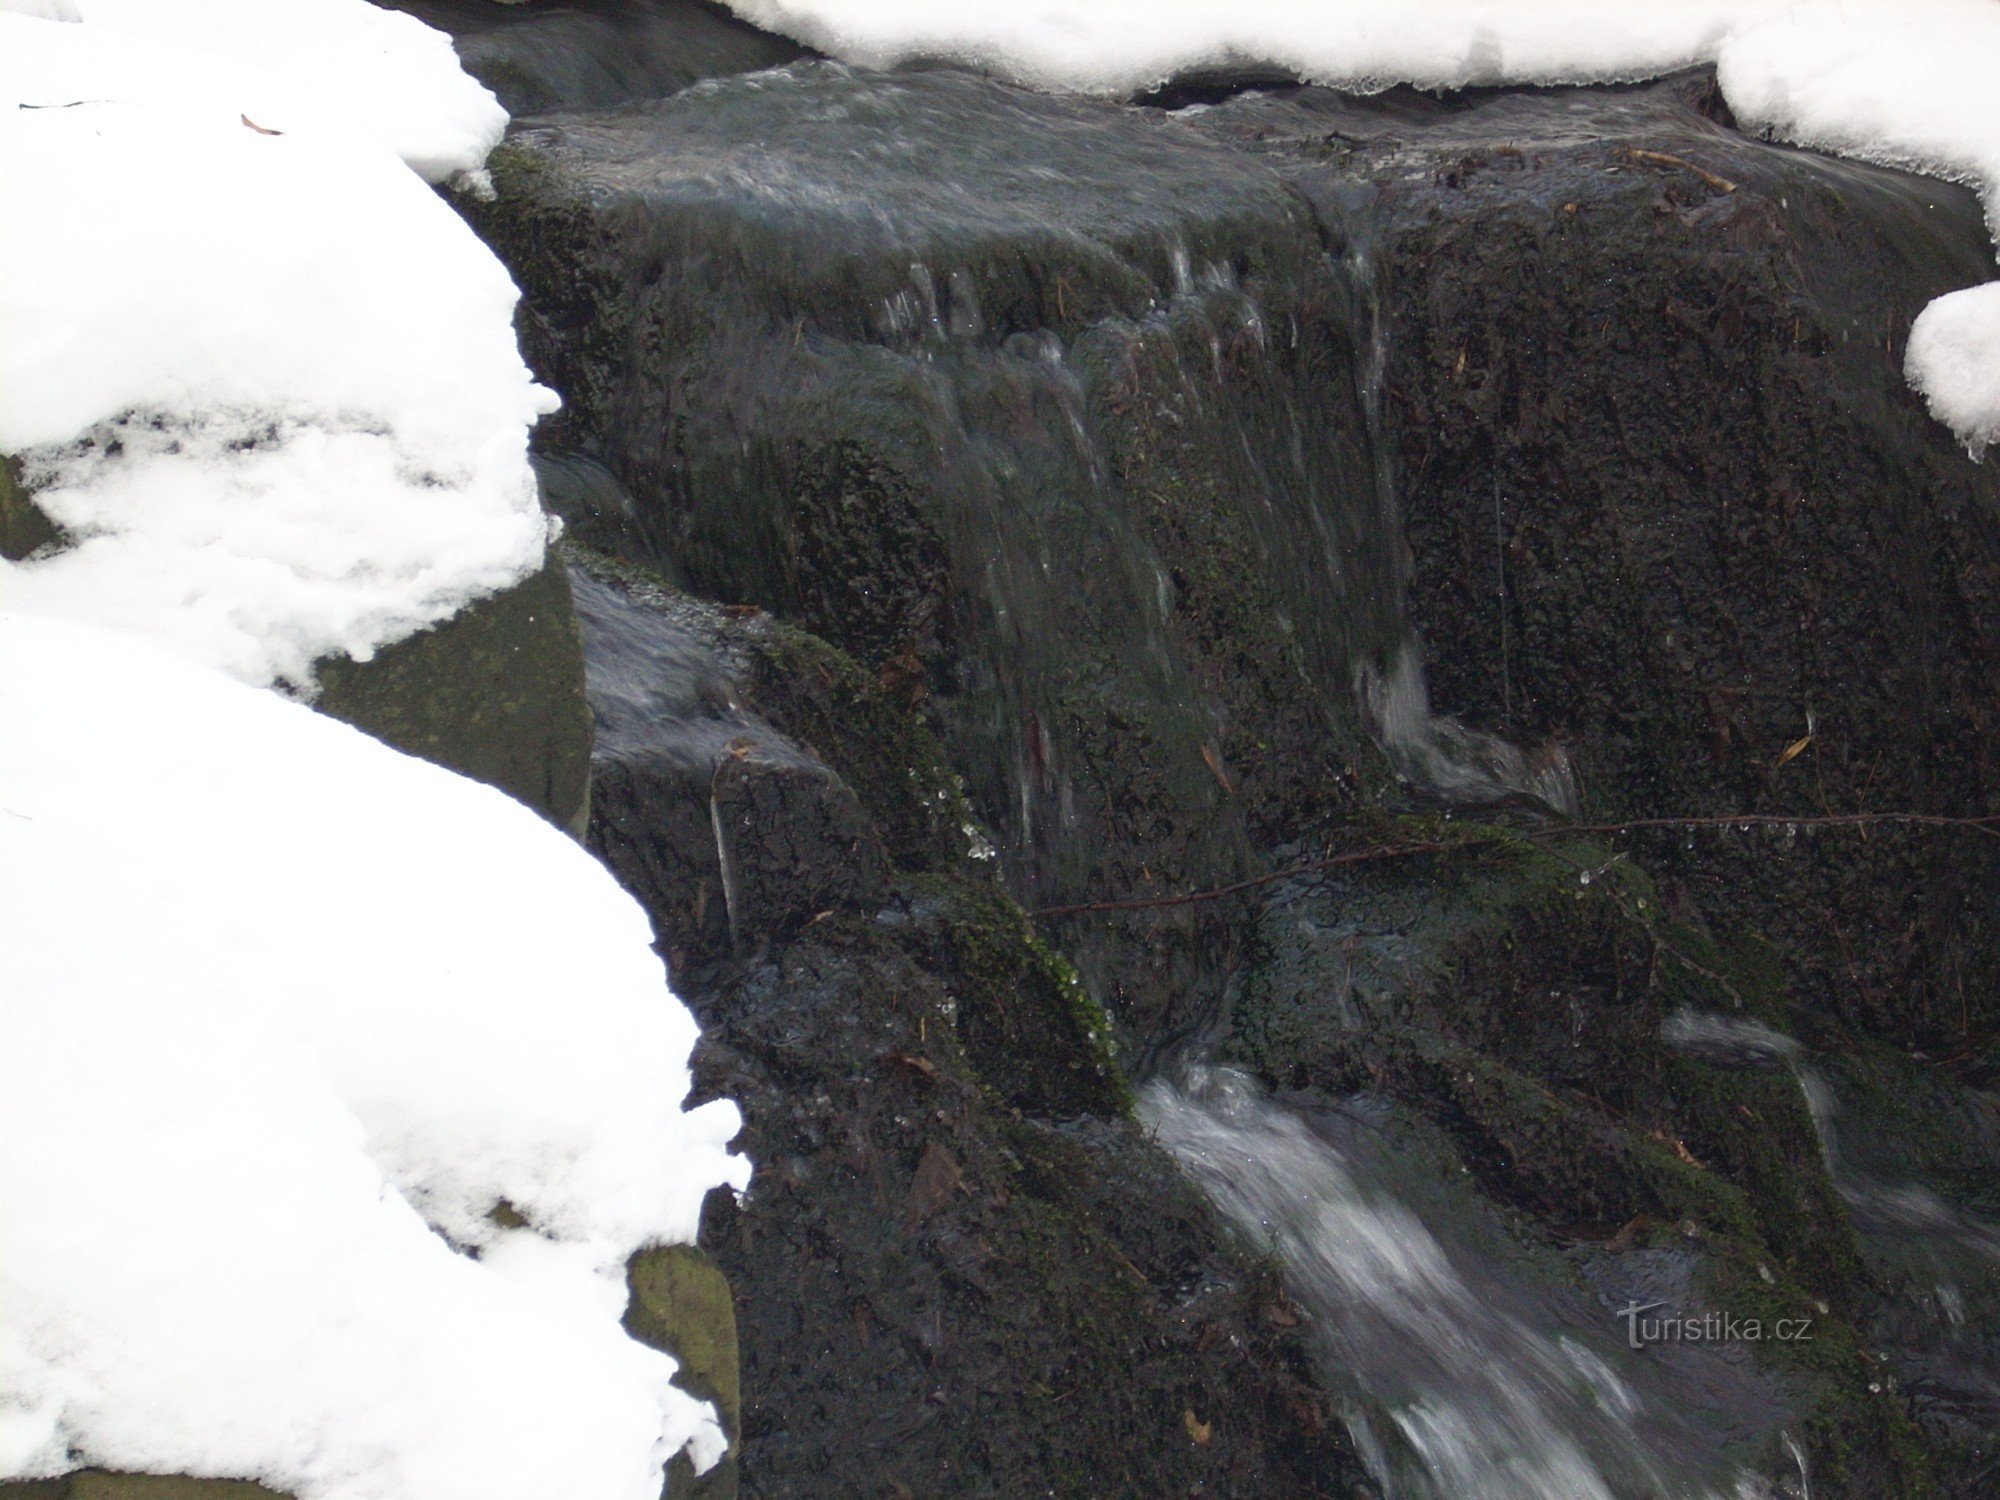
723;0;2000;452
0;612;750;1499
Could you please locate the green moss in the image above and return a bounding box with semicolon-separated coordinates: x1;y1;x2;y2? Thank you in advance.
627;1245;742;1500
899;873;1132;1119
314;554;593;834
1;455;61;561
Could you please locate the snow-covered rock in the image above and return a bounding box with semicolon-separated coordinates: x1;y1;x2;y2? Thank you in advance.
0;7;552;689
0;612;749;1500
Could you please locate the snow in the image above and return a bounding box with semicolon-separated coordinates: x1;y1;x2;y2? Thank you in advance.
0;8;553;689
2;0;507;180
0;611;750;1500
723;0;1755;96
1717;4;2000;454
2;8;750;1495
722;0;2000;455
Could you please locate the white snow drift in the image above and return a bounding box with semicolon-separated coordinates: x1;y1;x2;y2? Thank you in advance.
0;7;551;689
725;0;2000;456
0;613;750;1499
2;5;749;1497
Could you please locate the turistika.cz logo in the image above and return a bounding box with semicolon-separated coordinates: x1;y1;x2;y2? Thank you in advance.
1616;1301;1813;1349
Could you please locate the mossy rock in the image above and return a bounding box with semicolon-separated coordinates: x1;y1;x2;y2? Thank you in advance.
893;873;1132;1119
1221;818;1926;1491
627;1244;742;1500
0;455;60;561
315;554;593;833
0;1476;287;1500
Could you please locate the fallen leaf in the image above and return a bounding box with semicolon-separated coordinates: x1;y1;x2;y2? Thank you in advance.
1651;1128;1706;1168
1200;744;1234;795
903;1141;964;1228
1775;733;1812;768
889;1050;942;1083
1605;1212;1652;1252
1184;1409;1212;1445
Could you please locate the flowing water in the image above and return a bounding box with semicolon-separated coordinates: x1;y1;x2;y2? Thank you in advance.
1662;1011;2000;1458
1142;1065;1804;1499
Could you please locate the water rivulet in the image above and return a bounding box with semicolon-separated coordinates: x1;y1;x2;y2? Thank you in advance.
437;19;2000;1493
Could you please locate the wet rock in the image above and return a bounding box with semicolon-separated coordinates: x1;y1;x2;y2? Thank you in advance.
439;57;2000;1495
573;556;894;965
1192;72;2000;1051
380;0;805;115
686;924;1367;1499
314;554;593;833
465;61;1401;1040
572;552;1367;1496
1221;824;1931;1492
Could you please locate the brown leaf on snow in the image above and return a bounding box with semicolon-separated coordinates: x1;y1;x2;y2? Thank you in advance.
240;114;283;136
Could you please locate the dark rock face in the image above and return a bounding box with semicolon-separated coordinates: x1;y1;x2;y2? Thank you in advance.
380;0;805;115
455;57;2000;1498
469;62;1403;1041
1190;75;2000;1051
0;456;60;561
573;552;1367;1497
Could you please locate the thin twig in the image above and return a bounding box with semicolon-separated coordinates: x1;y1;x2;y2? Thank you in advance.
1032;810;2000;919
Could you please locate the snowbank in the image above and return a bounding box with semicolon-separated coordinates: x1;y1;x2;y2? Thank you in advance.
1719;4;2000;454
723;0;2000;455
724;0;1755;96
0;612;750;1499
0;7;552;688
0;0;506;179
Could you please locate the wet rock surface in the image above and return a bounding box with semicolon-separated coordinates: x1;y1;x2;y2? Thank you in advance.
1190;75;2000;1054
451;57;2000;1499
381;0;805;116
467;62;1402;1041
574;551;1368;1497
